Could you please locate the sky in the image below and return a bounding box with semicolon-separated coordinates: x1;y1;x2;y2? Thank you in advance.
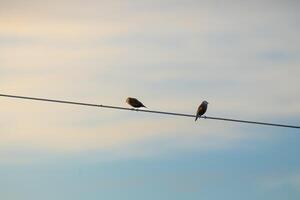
0;0;300;199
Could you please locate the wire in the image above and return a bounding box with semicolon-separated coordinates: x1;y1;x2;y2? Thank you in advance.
0;93;299;129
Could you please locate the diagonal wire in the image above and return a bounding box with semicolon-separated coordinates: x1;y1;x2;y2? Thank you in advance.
0;93;299;129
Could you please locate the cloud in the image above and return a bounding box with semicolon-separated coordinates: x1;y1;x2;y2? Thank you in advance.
0;0;299;164
258;171;300;190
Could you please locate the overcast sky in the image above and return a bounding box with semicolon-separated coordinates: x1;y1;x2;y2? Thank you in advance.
0;0;300;199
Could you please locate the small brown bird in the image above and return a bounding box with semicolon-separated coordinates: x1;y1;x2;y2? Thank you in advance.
126;97;147;108
195;101;208;121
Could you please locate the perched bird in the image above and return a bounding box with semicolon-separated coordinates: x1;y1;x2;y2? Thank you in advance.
126;97;146;108
195;101;209;121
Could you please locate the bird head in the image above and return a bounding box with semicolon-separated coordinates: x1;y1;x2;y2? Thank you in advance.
203;100;209;105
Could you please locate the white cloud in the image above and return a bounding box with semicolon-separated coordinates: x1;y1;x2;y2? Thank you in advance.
0;0;299;164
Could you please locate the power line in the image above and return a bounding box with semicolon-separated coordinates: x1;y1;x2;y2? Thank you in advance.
0;93;299;129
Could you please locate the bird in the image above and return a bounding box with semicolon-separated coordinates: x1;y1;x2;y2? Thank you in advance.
195;100;209;121
126;97;147;109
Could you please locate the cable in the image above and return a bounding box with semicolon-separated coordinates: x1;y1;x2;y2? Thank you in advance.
0;93;299;129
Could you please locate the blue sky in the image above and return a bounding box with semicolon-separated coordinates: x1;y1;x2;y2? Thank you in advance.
0;0;300;199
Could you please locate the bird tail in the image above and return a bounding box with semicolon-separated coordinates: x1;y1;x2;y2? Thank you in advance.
195;115;198;121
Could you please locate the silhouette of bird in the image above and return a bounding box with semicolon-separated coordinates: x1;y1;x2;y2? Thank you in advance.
195;101;208;121
126;97;146;108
